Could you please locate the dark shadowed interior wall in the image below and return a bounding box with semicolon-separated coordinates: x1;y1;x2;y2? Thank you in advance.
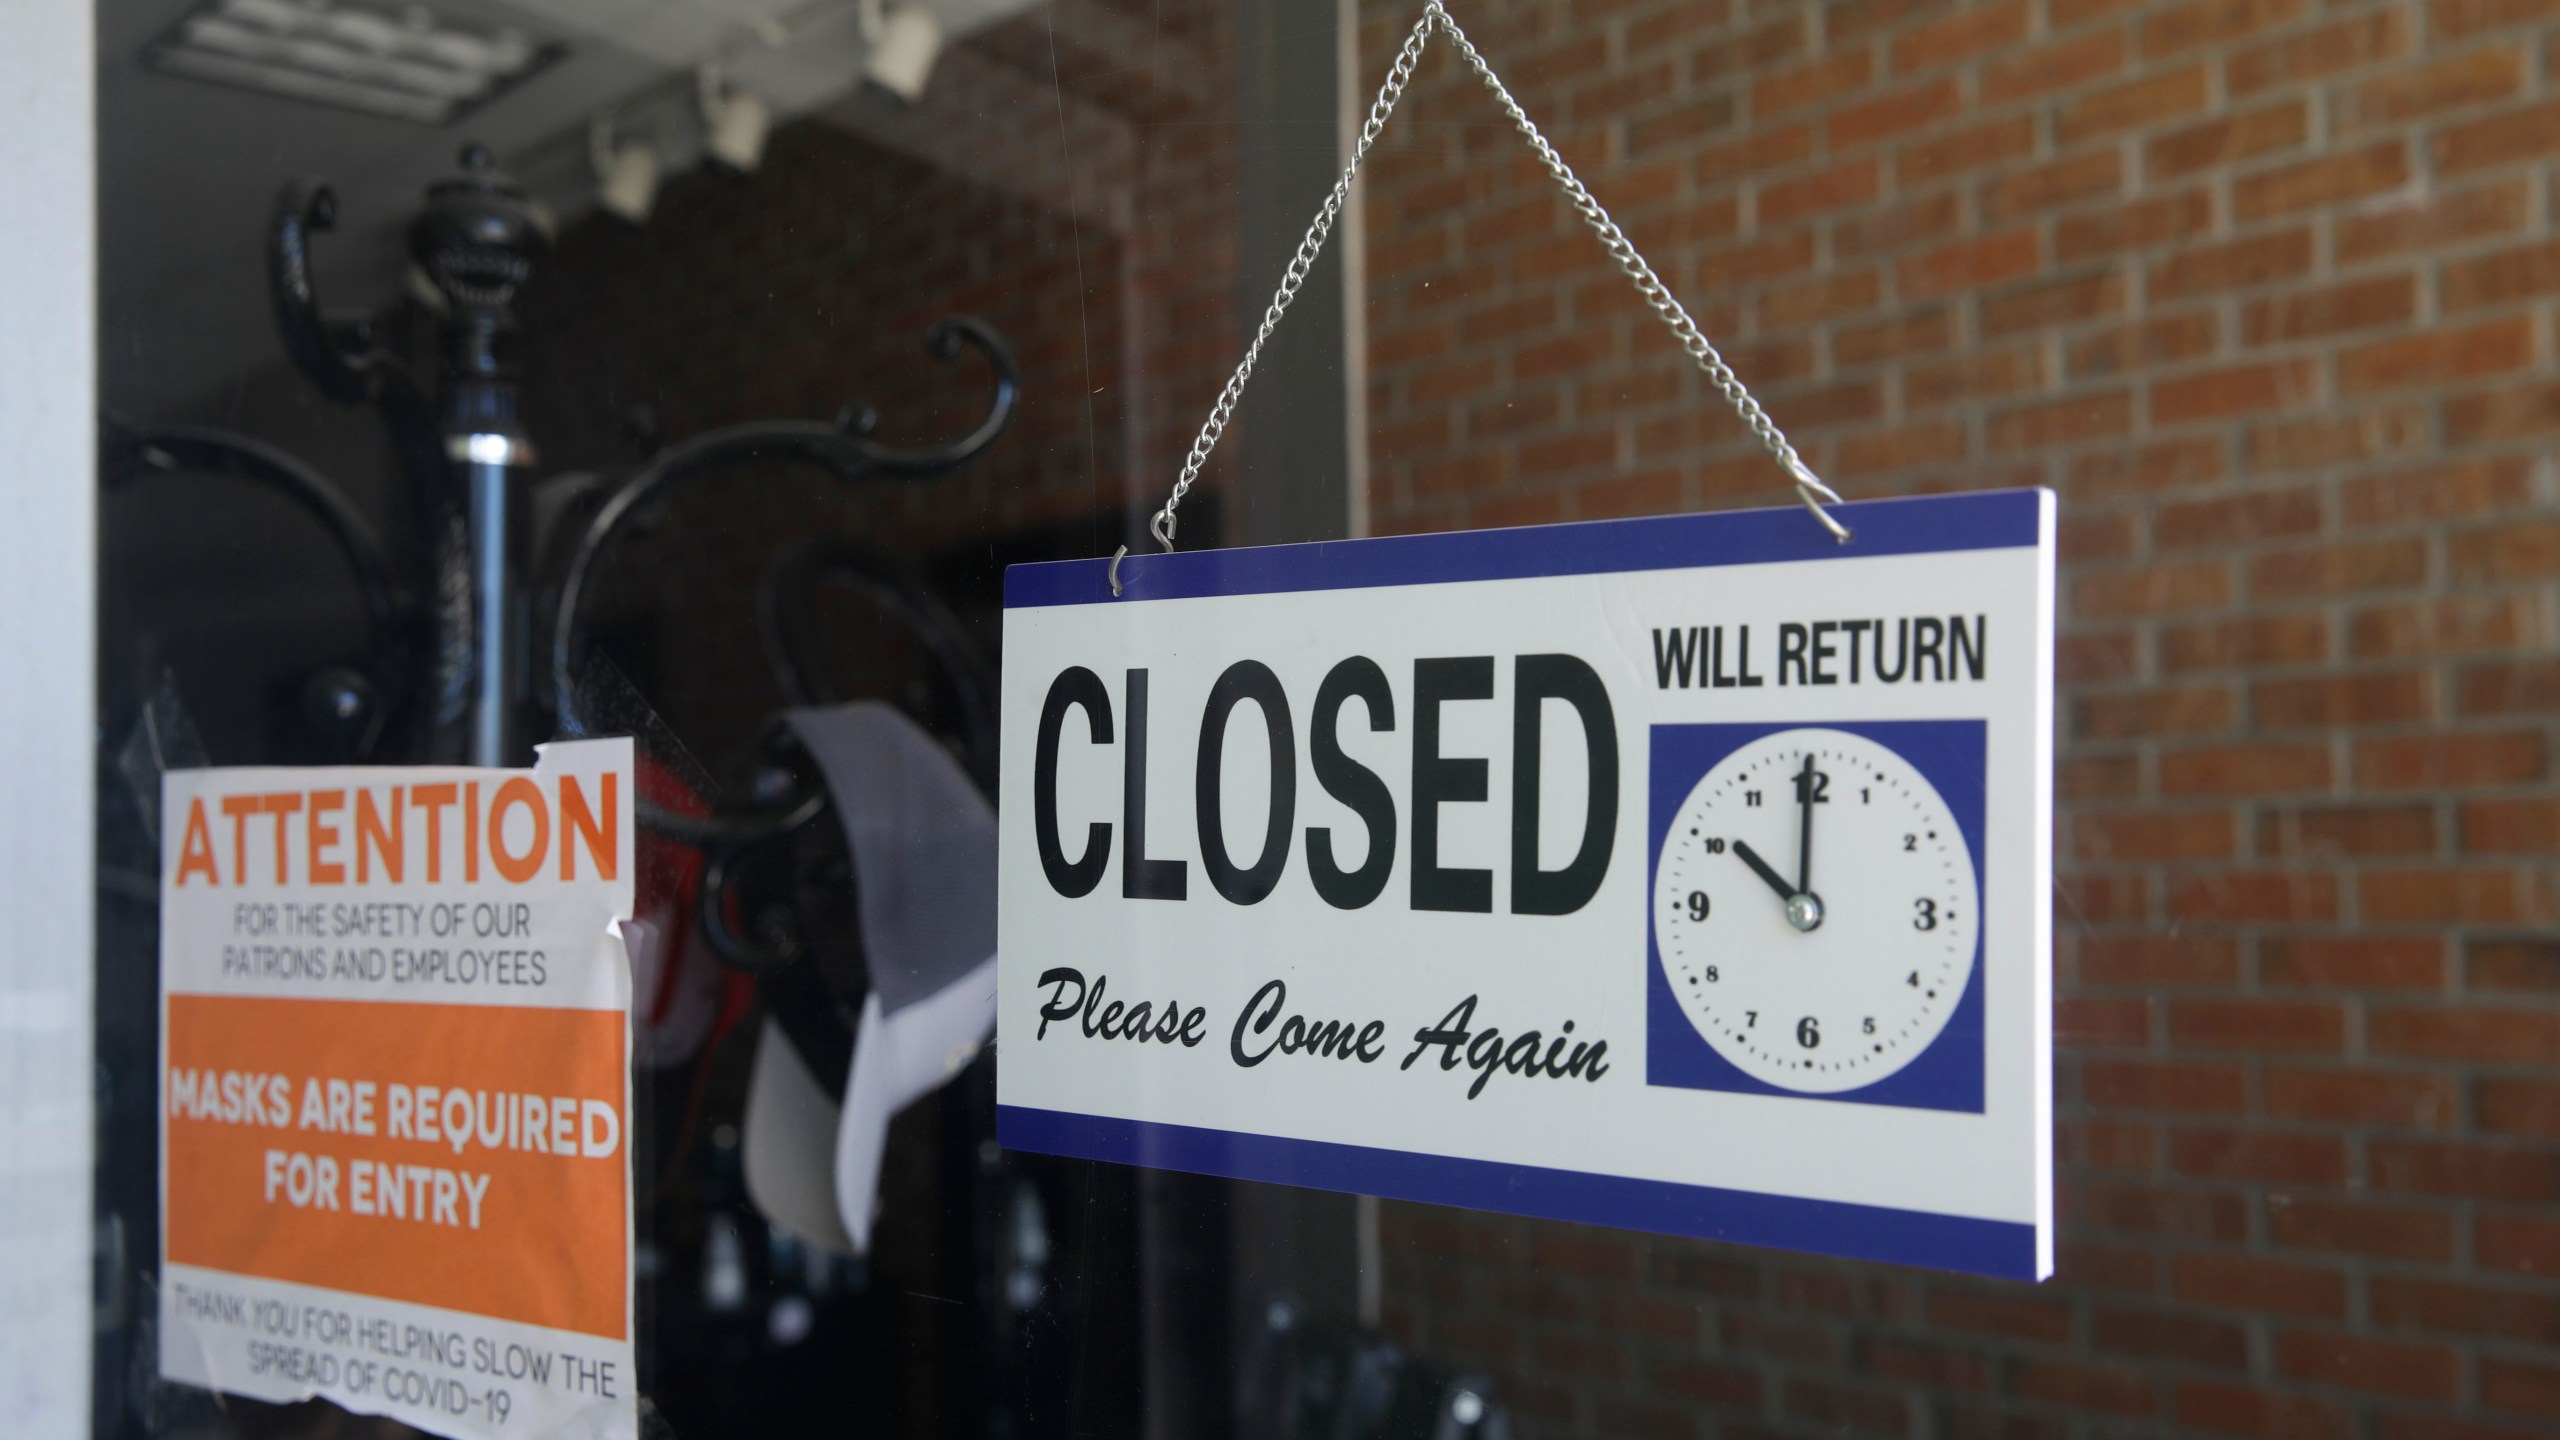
515;1;1245;769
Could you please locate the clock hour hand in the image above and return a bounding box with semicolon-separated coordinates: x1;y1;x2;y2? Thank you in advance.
1731;839;1796;905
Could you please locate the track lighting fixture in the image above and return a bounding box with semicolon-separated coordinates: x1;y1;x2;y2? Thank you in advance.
698;66;771;174
858;0;943;104
590;116;660;224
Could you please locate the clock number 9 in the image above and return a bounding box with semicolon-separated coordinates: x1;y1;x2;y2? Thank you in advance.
1914;898;1938;931
1796;1016;1820;1049
1685;891;1711;922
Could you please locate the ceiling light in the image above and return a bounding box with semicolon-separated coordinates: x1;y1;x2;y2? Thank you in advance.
858;0;944;104
142;0;556;126
698;67;771;174
591;118;661;225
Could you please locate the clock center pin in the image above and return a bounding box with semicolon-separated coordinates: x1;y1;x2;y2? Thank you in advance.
1784;892;1825;932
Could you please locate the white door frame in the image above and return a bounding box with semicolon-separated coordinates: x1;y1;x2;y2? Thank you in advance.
0;1;97;1436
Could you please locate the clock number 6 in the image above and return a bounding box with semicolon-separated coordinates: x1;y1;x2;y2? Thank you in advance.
1795;1016;1820;1049
1914;897;1938;931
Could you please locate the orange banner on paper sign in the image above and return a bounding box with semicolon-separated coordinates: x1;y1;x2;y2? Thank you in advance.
165;993;629;1340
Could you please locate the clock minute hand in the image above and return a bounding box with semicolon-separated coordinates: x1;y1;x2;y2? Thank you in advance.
1796;753;1817;895
1731;839;1797;906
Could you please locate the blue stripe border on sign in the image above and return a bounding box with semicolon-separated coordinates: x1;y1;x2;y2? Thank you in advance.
1005;489;2045;609
997;1104;2042;1280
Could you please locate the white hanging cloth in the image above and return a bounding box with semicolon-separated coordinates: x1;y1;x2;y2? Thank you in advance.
786;701;998;1252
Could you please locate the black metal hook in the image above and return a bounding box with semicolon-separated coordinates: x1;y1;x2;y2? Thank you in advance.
268;177;450;542
688;722;848;971
756;537;1000;794
100;420;420;759
550;317;1016;838
678;548;992;973
698;832;809;975
268;180;409;406
850;318;1021;474
637;777;829;851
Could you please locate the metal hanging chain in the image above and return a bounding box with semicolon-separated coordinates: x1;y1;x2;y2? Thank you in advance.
1111;0;1850;594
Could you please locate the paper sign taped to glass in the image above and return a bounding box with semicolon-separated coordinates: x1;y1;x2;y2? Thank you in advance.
158;739;638;1439
996;492;2057;1281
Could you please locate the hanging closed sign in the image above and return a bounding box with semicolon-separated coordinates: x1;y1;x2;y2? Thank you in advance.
996;491;2057;1280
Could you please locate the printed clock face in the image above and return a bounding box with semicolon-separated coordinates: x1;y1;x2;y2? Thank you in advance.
1652;727;1979;1093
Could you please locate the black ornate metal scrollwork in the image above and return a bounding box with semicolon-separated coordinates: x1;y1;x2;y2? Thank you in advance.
101;420;420;759
132;149;1017;831
838;317;1021;474
107;143;1031;1407
269;170;469;748
698;833;809;975
757;536;998;782
685;536;998;971
268;179;408;407
548;317;1017;840
267;182;448;481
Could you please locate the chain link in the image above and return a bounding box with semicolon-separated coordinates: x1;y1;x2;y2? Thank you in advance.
1114;0;1848;594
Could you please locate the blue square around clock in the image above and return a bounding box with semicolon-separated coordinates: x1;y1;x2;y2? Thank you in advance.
1645;719;1987;1114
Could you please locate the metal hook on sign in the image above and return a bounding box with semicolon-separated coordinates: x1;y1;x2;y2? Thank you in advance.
1784;455;1854;543
1106;506;1180;597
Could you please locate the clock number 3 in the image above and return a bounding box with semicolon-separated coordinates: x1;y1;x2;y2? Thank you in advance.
1914;897;1938;931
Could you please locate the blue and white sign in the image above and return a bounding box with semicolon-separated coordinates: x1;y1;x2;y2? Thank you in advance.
995;490;2056;1280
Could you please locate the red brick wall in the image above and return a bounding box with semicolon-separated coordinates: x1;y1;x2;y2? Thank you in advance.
1355;0;2560;1434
